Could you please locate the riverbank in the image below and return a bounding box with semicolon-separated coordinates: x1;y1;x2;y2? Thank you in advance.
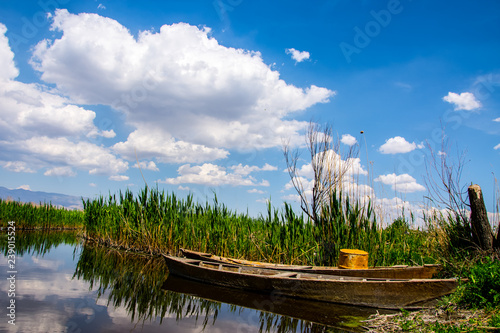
363;306;500;332
364;255;500;332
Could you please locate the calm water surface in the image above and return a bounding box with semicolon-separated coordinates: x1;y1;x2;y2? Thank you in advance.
0;231;393;332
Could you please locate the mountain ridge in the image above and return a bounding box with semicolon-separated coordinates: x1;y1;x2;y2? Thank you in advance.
0;186;84;210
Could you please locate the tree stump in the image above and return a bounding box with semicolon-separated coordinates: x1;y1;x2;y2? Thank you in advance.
496;221;500;248
468;184;494;251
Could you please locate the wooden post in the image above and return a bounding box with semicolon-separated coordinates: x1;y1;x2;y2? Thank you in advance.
468;184;494;251
496;221;500;248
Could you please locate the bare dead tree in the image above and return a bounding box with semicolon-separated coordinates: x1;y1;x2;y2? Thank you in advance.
424;131;470;224
423;128;479;254
283;122;358;224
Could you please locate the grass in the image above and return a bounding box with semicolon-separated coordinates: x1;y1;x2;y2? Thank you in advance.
450;257;500;309
0;198;84;229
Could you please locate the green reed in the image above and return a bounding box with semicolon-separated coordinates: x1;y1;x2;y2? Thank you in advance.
313;190;435;266
82;186;438;267
0;198;84;229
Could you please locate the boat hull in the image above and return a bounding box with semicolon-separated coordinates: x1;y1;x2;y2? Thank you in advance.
163;255;459;309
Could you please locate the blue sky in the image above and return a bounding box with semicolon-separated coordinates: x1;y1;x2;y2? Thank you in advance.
0;0;499;223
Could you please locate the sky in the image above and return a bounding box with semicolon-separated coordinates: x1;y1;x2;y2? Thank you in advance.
0;0;499;224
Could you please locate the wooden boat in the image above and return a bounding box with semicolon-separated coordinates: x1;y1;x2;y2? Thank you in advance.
163;255;460;309
179;248;441;279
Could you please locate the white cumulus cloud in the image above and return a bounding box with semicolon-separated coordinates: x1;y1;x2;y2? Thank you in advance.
0;24;127;178
0;24;19;81
289;150;368;180
3;161;37;173
341;134;357;146
374;173;426;193
44;166;77;177
248;189;265;194
285;48;310;62
443;92;481;111
379;136;424;154
15;136;128;176
30;10;334;164
112;128;228;164
133;161;159;171
109;175;129;181
230;163;277;176
160;163;273;187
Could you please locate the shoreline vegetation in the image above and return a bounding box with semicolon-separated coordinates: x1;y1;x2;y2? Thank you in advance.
0;198;84;229
80;186;440;267
1;184;499;332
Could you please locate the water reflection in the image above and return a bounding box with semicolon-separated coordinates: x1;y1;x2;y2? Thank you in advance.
0;231;393;332
162;274;389;332
0;229;80;256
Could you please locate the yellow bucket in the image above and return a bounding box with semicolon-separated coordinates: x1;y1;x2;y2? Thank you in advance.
338;249;368;269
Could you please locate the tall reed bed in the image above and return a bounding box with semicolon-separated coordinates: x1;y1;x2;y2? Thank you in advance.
83;186;437;266
82;187;313;262
317;190;435;266
0;198;84;229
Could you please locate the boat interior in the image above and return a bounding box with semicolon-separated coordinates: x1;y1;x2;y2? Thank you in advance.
178;257;412;282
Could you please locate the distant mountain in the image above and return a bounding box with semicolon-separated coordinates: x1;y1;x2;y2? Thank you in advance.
0;186;84;210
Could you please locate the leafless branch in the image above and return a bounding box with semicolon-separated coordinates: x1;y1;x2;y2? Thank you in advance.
283;121;358;224
424;128;469;223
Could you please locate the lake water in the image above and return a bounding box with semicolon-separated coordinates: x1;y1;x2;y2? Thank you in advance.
0;231;393;332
